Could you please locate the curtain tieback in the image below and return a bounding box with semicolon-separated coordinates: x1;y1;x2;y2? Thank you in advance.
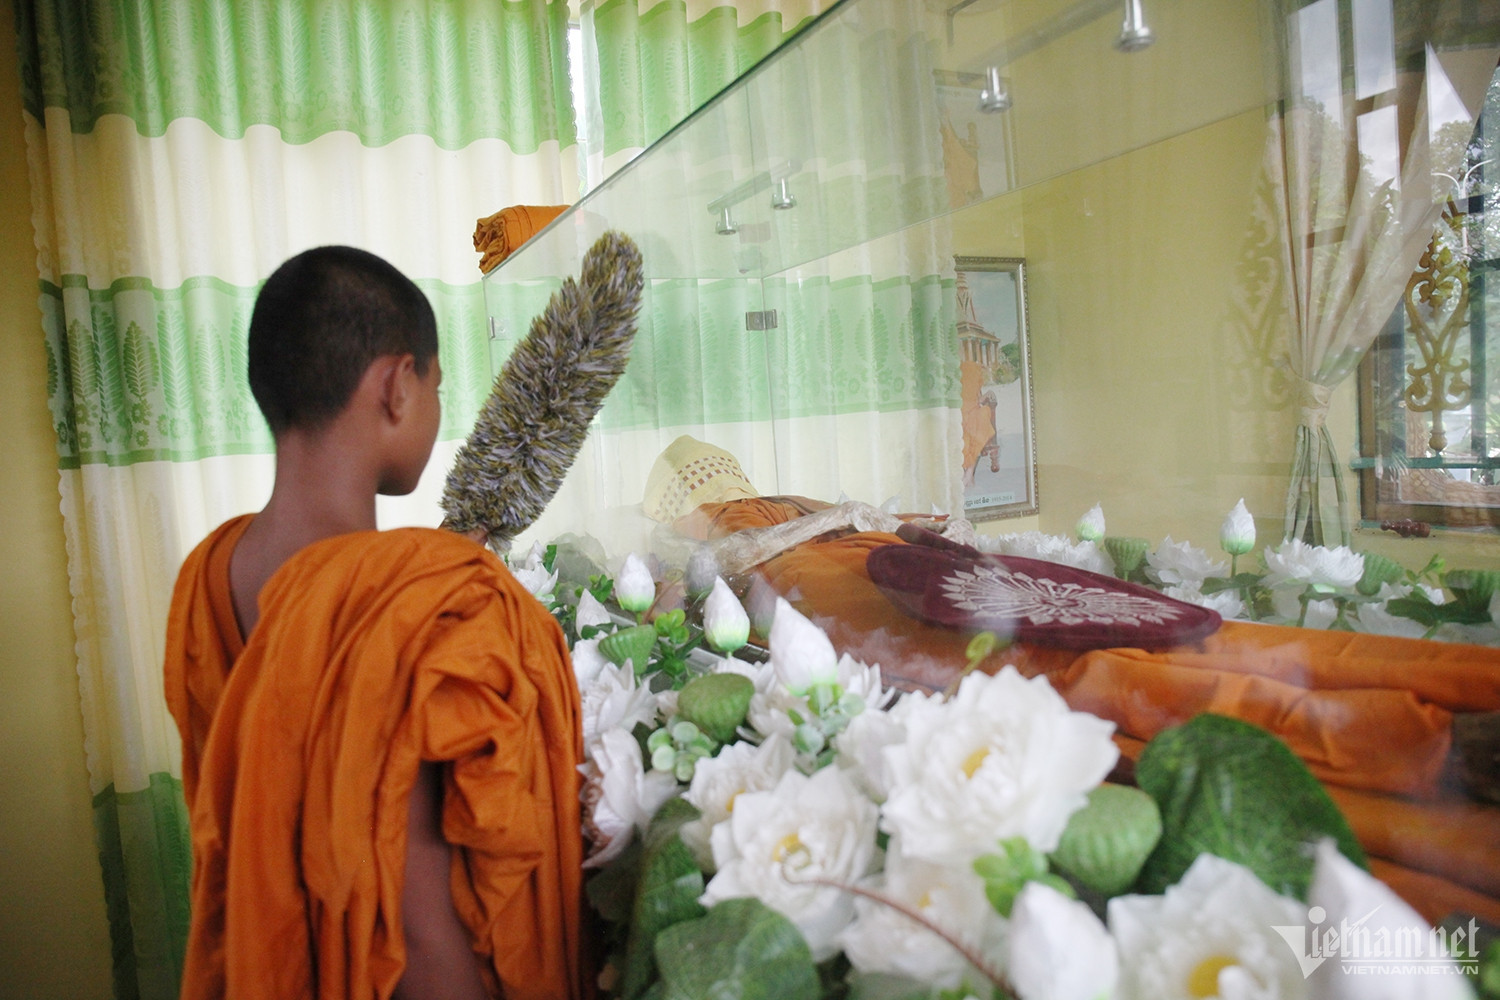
1292;375;1333;430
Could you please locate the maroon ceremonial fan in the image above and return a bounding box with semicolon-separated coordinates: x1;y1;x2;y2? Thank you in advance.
867;535;1222;650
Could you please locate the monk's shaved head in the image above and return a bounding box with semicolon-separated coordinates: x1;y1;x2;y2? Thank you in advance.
248;246;438;435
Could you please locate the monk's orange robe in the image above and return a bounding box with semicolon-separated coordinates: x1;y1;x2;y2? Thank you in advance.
164;515;589;1000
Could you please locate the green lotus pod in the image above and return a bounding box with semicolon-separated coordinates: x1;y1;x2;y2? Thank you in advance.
1104;536;1150;580
1444;569;1500;609
1049;783;1163;897
598;624;658;674
1356;552;1405;596
676;672;754;745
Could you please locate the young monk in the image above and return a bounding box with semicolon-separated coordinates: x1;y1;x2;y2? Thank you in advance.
163;246;589;1000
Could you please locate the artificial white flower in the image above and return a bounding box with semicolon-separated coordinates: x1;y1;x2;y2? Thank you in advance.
701;765;881;961
616;553;656;613
703;577;751;653
1149;536;1228;589
679;732;796;868
575;589;614;632
1262;539;1364;591
579;662;660;751
1352;598;1431;640
580;727;679;868
1268;593;1338;629
570;637;609;688
980;531;1114;576
1304;839;1474;999
840;845;1002;989
1076;504;1106;543
881;667;1118;864
769;597;840;695
1163;583;1244;621
1220;499;1257;557
1108;852;1307;1000
509;540;558;599
834;701;908;802
1007;880;1119;1000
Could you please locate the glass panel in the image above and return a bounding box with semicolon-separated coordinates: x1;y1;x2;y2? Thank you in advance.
473;0;1500;956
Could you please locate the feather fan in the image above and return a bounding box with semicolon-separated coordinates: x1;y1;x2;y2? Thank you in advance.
441;230;644;549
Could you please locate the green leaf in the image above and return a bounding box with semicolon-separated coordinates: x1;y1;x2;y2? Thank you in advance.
1135;714;1366;899
1444;569;1500;614
677;672;754;745
1049;783;1162;897
621;798;706;1000
1199;572;1265;595
653;897;821;1000
587;833;643;924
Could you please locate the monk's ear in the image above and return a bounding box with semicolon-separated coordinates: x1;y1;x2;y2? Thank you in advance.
372;354;418;422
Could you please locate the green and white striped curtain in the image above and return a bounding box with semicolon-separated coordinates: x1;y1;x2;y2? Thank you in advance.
13;1;576;996
525;0;963;542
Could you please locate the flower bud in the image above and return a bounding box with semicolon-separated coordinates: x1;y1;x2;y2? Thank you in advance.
769;597;839;695
1076;504;1106;543
1220;498;1256;557
616;553;655;613
703;577;751;653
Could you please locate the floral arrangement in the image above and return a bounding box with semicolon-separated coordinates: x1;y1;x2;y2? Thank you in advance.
982;500;1500;646
504;542;1496;1000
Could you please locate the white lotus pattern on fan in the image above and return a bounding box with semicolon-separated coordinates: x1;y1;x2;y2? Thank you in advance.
939;564;1185;626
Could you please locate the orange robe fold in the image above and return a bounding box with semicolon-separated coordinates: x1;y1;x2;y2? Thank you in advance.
165;515;589;1000
474;205;571;273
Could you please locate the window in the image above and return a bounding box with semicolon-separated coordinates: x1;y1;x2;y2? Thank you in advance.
1358;68;1500;528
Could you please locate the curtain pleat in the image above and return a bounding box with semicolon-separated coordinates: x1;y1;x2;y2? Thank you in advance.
15;1;576;995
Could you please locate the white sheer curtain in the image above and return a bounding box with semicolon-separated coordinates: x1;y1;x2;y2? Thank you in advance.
1272;0;1496;544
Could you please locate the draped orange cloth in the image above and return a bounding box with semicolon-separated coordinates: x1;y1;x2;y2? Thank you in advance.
164;515;590;1000
474;205;571;273
697;510;1500;923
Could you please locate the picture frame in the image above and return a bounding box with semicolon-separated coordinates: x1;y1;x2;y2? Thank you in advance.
956;256;1037;520
934;77;1017;208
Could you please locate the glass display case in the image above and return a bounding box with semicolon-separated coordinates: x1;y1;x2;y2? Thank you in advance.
481;0;1500;943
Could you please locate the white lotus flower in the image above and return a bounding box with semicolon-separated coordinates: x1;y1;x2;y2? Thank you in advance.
1302;839;1476;999
1109;852;1307;1000
580;727;679;868
703;577;751;653
616;553;656;613
881;667;1118;863
679;732;796;868
840;845;1002;989
981;531;1114;575
769;597;840;695
1007;880;1119;1000
702;765;881;960
1220;499;1257;557
510;540;558;598
575;589;614;632
1076;504;1106;543
1149;536;1228;588
570;637;609;688
1163;583;1244;620
1262;539;1364;591
1269;592;1339;629
579;662;659;751
834;701;908;802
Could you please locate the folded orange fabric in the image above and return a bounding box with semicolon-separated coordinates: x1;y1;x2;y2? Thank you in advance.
474;205;570;273
164;515;589;1000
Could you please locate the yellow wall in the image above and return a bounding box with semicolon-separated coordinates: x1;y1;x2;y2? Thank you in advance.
0;15;116;999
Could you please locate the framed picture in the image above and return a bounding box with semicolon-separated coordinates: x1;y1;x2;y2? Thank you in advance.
956;256;1037;520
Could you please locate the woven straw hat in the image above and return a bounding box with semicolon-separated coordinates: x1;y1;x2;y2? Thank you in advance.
642;435;760;522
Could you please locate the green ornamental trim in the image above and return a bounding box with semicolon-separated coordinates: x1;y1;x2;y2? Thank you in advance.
16;0;574;153
41;274;493;469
